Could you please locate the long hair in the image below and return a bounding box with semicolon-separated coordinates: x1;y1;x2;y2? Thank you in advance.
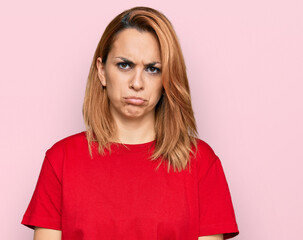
83;6;198;173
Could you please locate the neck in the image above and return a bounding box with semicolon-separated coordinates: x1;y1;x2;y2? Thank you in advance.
112;112;156;144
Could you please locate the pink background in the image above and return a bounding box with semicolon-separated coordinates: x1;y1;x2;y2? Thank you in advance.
1;0;302;239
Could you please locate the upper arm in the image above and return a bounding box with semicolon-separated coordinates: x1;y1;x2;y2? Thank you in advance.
34;227;62;240
198;234;224;240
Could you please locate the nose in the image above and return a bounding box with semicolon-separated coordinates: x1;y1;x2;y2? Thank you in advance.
129;68;144;91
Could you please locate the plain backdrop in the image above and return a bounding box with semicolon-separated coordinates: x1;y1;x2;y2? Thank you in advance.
1;0;302;239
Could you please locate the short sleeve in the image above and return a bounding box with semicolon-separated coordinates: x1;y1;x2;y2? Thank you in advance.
198;156;239;239
21;150;62;230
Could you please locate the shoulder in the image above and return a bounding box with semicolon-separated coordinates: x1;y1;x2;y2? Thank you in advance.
192;138;220;178
43;131;88;178
195;138;218;159
194;138;219;163
45;131;88;161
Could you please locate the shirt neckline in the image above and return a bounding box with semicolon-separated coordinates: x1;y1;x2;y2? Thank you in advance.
82;131;156;152
111;139;156;152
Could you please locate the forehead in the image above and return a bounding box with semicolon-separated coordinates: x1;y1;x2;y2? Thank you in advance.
109;28;161;61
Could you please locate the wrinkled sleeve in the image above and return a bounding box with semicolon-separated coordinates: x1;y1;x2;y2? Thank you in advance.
21;149;62;230
198;154;239;239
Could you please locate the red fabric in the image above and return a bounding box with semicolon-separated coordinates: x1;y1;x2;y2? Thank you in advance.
21;131;239;239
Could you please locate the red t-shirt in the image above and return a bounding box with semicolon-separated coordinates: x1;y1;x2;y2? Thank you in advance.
21;131;239;239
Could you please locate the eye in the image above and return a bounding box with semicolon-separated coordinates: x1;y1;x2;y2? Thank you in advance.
117;62;131;70
146;66;161;74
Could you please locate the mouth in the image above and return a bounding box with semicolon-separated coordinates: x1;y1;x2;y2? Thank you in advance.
123;96;147;106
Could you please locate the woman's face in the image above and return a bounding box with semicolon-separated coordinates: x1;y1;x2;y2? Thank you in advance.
96;28;163;122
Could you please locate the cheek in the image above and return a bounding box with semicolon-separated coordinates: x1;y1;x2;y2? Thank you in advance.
150;81;163;103
105;73;124;100
154;79;163;96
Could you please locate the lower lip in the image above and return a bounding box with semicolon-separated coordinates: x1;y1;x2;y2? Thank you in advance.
124;98;146;105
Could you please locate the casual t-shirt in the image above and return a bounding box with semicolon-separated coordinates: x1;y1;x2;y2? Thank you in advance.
21;131;239;239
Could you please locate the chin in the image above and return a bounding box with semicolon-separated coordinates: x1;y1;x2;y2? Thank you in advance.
124;111;144;118
123;107;150;119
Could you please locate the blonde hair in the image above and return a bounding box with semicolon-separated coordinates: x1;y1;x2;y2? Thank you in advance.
83;6;198;173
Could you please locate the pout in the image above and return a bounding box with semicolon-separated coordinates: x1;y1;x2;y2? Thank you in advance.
124;97;146;106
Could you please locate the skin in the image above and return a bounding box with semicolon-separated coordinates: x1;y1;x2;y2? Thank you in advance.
199;234;224;240
96;28;163;144
33;28;224;240
33;227;61;240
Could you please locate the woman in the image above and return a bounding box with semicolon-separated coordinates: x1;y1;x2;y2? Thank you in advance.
21;6;239;240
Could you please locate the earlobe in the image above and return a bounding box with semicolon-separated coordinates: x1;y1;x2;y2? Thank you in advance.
96;57;106;87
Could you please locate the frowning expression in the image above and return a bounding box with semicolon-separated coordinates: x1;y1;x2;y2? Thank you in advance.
96;28;163;121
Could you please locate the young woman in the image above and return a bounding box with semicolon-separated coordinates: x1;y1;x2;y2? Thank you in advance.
21;6;239;240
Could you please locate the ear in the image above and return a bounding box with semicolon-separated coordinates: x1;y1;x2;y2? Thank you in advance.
96;57;106;87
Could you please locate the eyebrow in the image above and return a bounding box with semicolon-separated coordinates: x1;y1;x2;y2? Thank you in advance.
115;57;161;66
